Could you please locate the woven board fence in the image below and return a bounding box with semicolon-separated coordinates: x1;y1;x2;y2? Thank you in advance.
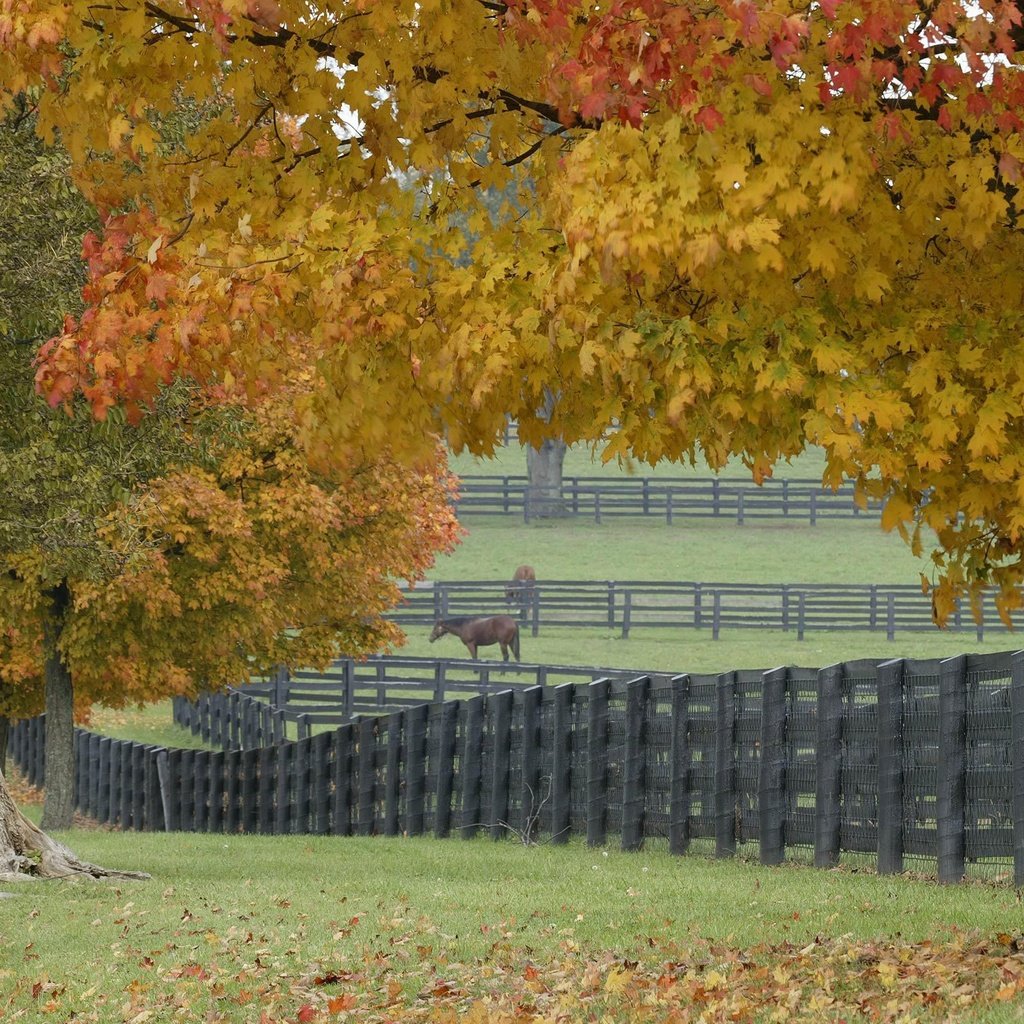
9;650;1024;885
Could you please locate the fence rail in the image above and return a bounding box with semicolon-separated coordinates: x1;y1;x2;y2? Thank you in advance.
392;579;1000;640
10;649;1024;884
455;475;882;523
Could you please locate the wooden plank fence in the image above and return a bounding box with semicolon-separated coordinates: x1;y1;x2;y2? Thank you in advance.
455;476;883;523
9;650;1024;884
392;579;1001;640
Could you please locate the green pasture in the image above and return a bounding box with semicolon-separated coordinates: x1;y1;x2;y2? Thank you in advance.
395;516;1018;673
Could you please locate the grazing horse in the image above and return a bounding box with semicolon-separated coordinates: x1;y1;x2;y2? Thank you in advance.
505;564;536;613
429;615;521;661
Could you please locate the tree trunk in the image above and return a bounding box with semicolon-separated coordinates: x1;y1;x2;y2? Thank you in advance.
0;766;149;885
40;583;75;831
0;716;8;776
525;439;568;519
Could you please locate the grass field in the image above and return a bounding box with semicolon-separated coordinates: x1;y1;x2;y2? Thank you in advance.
4;801;1024;1023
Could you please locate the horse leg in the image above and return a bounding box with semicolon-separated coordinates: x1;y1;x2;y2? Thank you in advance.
511;630;520;661
464;640;477;659
501;641;509;662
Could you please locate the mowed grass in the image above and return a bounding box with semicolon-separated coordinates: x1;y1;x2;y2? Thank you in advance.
4;822;1024;1023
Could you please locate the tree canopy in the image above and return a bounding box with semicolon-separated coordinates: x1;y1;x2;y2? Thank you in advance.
5;1;1024;618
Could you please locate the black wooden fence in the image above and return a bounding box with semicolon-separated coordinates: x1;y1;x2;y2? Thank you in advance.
392;579;1003;640
10;649;1024;885
455;475;881;523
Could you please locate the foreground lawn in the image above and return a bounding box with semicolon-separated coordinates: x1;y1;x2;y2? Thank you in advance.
3;822;1024;1022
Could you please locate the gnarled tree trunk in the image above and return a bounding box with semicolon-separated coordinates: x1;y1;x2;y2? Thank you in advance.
41;583;75;831
525;437;568;518
0;768;149;884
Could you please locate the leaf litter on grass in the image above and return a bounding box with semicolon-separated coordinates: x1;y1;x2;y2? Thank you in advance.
4;907;1024;1023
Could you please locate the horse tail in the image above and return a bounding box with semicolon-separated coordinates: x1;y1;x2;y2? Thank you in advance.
511;624;520;661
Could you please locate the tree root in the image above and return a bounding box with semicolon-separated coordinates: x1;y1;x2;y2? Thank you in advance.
0;769;149;884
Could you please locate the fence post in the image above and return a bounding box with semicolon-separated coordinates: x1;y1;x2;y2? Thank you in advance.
358;717;377;837
714;672;736;858
205;749;223;834
489;690;513;839
433;661;445;703
311;731;332;835
736;492;745;526
273;665;290;707
1012;651;1024;888
586;679;610;848
258;746;276;834
666;490;673;525
607;582;616;630
622;592;632;640
405;704;428;836
332;722;354;837
343;659;356;718
294;737;311;834
797;592;807;642
131;743;146;831
712;592;722;641
384;712;403;837
531;585;541;637
156;749;174;832
192;749;209;833
669;675;691;856
550;684;573;845
222;748;239;834
461;696;485;839
241;746;259;833
937;654;968;883
435;701;459;839
758;667;787;866
810;491;818;526
520;686;542;840
621;676;649;852
815;663;844;868
886;593;896;641
877;658;905;875
97;736;112;824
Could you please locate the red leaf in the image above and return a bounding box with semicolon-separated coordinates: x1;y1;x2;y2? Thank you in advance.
694;104;724;131
297;1004;318;1023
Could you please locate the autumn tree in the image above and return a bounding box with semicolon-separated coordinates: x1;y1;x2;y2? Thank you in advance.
5;2;1024;611
0;102;461;881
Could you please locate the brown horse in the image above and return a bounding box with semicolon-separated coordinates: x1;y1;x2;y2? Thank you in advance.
429;615;520;661
505;564;536;612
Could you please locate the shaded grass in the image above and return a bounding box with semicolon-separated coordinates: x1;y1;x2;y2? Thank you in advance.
88;701;212;751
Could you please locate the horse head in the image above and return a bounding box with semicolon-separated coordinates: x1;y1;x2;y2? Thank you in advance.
429;620;447;642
